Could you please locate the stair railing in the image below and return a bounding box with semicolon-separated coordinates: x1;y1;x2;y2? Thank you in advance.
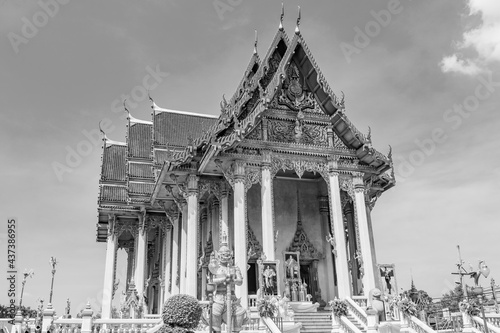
345;297;368;329
471;316;500;333
405;314;437;333
339;316;364;333
260;316;282;333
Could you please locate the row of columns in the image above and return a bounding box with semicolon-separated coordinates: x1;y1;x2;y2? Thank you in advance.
101;158;378;318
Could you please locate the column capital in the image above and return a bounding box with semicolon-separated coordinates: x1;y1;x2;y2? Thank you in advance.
318;196;329;214
187;174;199;196
233;160;246;182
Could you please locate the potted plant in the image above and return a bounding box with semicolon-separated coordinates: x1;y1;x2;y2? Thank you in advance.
161;294;203;333
329;299;348;318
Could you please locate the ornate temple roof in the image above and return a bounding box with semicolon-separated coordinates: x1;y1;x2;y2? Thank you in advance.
96;10;395;242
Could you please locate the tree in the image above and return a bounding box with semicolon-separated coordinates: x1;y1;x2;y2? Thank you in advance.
440;285;465;312
0;305;37;319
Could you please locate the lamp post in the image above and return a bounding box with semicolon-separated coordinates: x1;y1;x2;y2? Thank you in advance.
49;257;57;304
19;269;35;309
469;261;491;333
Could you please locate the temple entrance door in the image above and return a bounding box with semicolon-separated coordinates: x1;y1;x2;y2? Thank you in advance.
300;262;319;303
300;261;323;304
247;262;258;295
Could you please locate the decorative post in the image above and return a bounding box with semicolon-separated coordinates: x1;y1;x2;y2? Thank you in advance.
233;160;248;307
41;303;55;333
366;307;379;333
261;150;275;260
331;312;341;333
462;312;473;333
186;174;200;297
80;303;94;333
14;309;23;333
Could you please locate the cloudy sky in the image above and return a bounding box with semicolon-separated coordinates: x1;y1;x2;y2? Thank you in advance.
1;0;499;314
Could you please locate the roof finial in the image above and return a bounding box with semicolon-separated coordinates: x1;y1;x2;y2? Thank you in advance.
123;100;130;119
388;145;393;161
367;126;372;143
99;120;107;141
295;6;301;34
279;3;284;30
253;30;258;55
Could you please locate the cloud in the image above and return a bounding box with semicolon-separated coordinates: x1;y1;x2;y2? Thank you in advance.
440;0;500;75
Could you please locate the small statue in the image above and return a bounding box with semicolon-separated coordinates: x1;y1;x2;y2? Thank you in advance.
285;255;299;279
65;298;71;318
326;234;337;256
208;242;248;332
263;266;276;295
291;283;298;302
284;281;291;299
299;282;307;302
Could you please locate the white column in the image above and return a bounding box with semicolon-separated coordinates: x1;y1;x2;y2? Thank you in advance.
102;224;117;319
163;226;172;301
212;198;220;250
135;217;147;311
220;184;229;245
319;196;336;300
365;202;380;289
261;154;275;260
353;178;377;295
327;172;351;298
233;161;248;307
170;214;180;295
186;174;199;297
180;203;188;294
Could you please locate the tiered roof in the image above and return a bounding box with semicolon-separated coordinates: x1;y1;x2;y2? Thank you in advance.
96;9;395;242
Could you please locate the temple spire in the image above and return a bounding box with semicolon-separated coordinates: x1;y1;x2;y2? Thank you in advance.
295;6;301;34
296;188;302;227
253;30;258;55
279;3;284;30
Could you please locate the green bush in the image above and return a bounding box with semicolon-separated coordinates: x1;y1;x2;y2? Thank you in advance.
161;294;202;333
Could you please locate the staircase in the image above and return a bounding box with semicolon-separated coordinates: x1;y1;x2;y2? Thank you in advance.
293;310;367;333
293;311;332;333
346;312;367;332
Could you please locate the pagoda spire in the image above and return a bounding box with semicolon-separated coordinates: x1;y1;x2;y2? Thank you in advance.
279;3;284;30
295;6;301;34
253;30;258;55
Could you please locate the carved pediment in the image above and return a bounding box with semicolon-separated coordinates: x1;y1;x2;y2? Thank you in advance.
287;189;322;261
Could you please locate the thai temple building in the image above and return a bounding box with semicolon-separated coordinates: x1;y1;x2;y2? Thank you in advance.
96;10;396;320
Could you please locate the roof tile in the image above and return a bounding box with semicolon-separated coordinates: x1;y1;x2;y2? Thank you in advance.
154;112;217;147
129;162;154;179
101;145;127;181
129;123;152;158
100;185;128;202
129;182;154;195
